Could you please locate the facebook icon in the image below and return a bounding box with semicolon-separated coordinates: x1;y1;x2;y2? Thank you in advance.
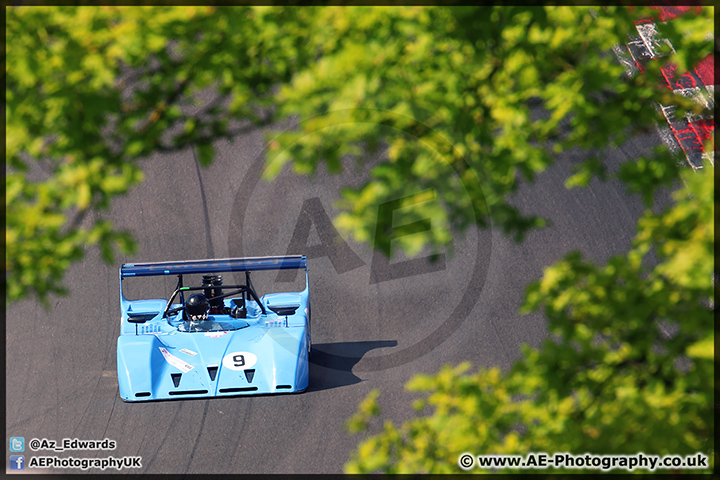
9;455;25;470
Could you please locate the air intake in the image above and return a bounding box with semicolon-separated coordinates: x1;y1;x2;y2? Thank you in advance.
244;369;255;383
135;392;151;397
169;390;208;396
268;305;299;316
171;373;182;388
207;366;218;381
127;312;159;323
220;387;258;393
202;274;224;308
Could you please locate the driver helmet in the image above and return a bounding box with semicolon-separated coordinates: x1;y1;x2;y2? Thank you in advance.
186;293;210;321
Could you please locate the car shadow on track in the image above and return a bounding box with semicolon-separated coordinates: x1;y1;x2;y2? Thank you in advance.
308;340;397;392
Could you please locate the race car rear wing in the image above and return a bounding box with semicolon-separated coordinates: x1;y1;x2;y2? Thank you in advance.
120;255;307;278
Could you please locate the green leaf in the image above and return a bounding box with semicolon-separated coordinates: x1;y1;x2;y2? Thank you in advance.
195;142;215;167
687;335;713;360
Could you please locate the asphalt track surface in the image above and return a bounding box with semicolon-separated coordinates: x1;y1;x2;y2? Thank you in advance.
6;111;664;473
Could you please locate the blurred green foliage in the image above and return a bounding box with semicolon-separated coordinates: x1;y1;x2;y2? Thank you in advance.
346;165;714;473
266;6;709;250
7;6;714;473
7;6;317;304
7;6;711;304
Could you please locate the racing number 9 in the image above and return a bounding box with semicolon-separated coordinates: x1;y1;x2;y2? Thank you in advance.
233;354;245;367
222;351;257;371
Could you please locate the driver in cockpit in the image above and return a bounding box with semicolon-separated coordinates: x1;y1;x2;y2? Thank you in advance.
186;293;210;322
186;292;246;322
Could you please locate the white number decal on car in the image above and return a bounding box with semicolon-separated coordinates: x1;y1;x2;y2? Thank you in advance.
222;351;257;371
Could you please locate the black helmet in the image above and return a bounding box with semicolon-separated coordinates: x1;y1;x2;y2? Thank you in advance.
186;293;209;321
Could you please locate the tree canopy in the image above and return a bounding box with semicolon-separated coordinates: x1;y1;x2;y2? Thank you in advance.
7;6;317;303
6;6;711;303
345;163;713;473
6;5;714;473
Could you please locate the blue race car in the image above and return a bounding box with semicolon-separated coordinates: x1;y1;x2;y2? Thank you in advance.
116;255;310;401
